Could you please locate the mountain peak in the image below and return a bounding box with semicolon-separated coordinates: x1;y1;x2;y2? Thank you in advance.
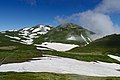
58;23;83;29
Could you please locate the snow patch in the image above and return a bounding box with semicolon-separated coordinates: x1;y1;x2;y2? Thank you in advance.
0;55;120;77
37;32;47;35
5;35;21;40
87;37;92;42
23;27;30;31
8;30;18;32
32;25;50;33
21;39;33;45
81;34;89;44
108;55;120;62
67;36;76;40
35;42;79;51
36;47;50;50
32;25;44;33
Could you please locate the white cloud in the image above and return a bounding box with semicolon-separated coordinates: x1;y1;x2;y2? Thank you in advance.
79;10;120;39
95;0;120;13
55;16;68;24
55;0;120;39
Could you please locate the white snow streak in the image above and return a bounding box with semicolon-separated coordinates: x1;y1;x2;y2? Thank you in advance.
108;55;120;62
81;34;89;44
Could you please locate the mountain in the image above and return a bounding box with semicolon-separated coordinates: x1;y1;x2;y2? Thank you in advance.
1;24;52;45
35;23;95;45
1;23;95;46
0;23;120;64
0;24;53;64
70;34;120;55
0;32;42;64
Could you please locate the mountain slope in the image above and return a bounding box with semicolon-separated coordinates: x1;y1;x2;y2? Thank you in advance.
70;34;120;55
35;23;94;45
2;24;52;45
0;25;50;65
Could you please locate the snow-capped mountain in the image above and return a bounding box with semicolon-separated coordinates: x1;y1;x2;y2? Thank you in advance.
2;24;52;45
0;23;96;51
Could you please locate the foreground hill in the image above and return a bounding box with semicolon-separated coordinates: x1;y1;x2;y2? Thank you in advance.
0;32;42;64
0;72;120;80
70;34;120;55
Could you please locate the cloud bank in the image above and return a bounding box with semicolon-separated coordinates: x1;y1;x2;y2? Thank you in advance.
56;0;120;39
95;0;120;13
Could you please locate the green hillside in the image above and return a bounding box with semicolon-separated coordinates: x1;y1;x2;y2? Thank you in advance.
70;34;120;56
0;33;42;64
0;72;120;80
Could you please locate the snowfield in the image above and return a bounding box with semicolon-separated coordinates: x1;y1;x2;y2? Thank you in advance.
0;55;120;77
35;42;79;51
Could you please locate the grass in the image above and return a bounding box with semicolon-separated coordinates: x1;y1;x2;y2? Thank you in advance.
0;33;42;64
68;34;120;64
41;50;120;63
0;50;42;64
0;46;16;50
70;34;120;54
0;44;42;64
0;72;120;80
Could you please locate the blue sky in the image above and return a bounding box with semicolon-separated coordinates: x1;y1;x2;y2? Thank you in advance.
0;0;120;32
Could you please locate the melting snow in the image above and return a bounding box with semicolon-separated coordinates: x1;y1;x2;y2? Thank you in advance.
81;34;89;44
108;55;120;62
35;42;79;51
37;32;47;35
23;27;30;31
32;25;50;33
5;35;21;40
32;25;44;33
21;39;33;45
0;55;120;77
67;36;76;40
8;30;18;32
36;47;50;50
87;37;92;42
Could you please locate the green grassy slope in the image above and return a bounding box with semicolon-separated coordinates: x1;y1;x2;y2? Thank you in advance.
0;33;42;64
70;34;120;54
0;72;120;80
41;50;119;63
